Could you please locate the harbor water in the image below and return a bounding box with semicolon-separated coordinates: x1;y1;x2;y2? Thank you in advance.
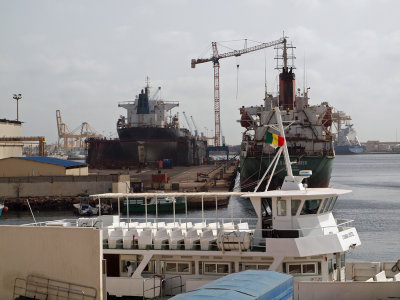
1;154;399;262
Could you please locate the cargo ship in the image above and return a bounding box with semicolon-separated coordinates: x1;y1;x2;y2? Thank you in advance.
239;41;335;191
86;82;207;169
333;111;365;155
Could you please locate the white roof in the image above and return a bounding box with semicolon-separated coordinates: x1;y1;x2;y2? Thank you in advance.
90;188;351;199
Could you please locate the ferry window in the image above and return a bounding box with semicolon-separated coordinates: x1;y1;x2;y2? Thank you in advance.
291;200;301;216
287;263;317;275
244;264;257;270
165;262;191;274
288;264;301;274
166;262;176;273
257;264;269;270
300;199;322;215
302;263;316;274
217;264;229;274
178;263;190;273
204;263;216;273
319;198;329;213
277;199;287;216
328;196;338;211
204;263;230;274
242;264;270;271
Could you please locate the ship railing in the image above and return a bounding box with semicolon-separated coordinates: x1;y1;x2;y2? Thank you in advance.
21;217;355;233
162;275;183;297
142;274;164;299
13;274;97;300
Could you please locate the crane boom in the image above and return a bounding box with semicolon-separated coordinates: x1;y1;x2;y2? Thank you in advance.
190;115;198;136
182;111;193;134
191;37;286;146
191;37;286;68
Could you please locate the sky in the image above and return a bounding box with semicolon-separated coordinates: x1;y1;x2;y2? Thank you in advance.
1;0;400;145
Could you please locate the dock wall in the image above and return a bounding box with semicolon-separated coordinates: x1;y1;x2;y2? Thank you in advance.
0;174;130;198
0;226;104;299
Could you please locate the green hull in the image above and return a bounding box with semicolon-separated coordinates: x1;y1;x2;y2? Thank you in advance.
240;155;334;191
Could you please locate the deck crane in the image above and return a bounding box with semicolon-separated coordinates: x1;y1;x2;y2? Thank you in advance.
190;115;199;136
191;37;286;146
182;111;193;134
151;86;161;100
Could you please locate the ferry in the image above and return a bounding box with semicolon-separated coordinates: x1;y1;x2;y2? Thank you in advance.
5;107;400;300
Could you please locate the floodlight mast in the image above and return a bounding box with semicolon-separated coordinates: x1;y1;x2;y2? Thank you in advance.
13;93;22;121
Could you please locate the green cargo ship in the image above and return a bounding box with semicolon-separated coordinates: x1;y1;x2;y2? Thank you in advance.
239;40;335;191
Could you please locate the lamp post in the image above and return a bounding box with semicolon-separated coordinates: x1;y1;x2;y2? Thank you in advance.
13;94;22;121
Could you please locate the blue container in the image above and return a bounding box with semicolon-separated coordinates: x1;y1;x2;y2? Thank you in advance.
163;159;172;168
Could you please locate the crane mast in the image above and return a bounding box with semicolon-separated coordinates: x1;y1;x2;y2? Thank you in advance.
191;37;286;146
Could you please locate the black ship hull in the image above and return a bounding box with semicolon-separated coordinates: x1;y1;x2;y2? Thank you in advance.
118;127;189;140
86;135;207;169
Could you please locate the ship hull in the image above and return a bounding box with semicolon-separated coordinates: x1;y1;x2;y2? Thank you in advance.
116;127;206;166
119;138;206;166
118;127;188;140
240;155;334;191
335;145;365;155
86;137;207;168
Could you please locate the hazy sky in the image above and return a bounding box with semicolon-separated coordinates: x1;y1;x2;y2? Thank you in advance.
1;0;400;145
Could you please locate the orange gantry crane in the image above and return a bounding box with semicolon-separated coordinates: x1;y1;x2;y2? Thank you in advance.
191;37;286;146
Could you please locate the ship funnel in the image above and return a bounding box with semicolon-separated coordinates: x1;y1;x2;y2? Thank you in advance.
137;89;150;114
279;68;296;110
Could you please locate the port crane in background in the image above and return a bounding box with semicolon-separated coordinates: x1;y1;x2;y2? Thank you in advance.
191;37;286;146
56;110;103;149
190;115;198;136
182;111;194;135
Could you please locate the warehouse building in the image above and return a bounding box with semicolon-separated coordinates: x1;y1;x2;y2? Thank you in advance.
0;156;88;177
0;119;23;159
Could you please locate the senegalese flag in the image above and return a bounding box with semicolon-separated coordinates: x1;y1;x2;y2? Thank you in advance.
265;131;285;147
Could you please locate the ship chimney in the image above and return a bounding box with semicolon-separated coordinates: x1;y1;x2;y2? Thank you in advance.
279;67;296;110
137;89;150;114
